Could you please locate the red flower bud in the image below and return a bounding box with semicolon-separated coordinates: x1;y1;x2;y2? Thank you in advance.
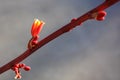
97;11;107;18
23;66;31;71
91;10;107;21
96;11;107;21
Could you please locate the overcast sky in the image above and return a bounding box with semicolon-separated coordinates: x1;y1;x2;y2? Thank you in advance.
0;0;120;80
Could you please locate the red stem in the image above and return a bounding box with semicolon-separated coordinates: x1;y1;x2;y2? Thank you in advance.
0;0;119;74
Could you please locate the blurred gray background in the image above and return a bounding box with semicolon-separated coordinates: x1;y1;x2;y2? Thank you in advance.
0;0;120;80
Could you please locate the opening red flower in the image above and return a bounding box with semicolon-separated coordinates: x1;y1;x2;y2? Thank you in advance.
31;19;45;37
28;19;45;49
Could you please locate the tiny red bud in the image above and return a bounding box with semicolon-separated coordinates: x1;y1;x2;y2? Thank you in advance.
91;10;107;21
23;66;31;71
94;11;107;21
97;11;107;18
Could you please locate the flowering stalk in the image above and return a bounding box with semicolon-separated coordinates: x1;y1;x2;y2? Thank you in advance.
0;0;119;78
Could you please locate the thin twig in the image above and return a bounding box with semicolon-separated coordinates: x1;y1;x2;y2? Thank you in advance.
0;0;119;74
